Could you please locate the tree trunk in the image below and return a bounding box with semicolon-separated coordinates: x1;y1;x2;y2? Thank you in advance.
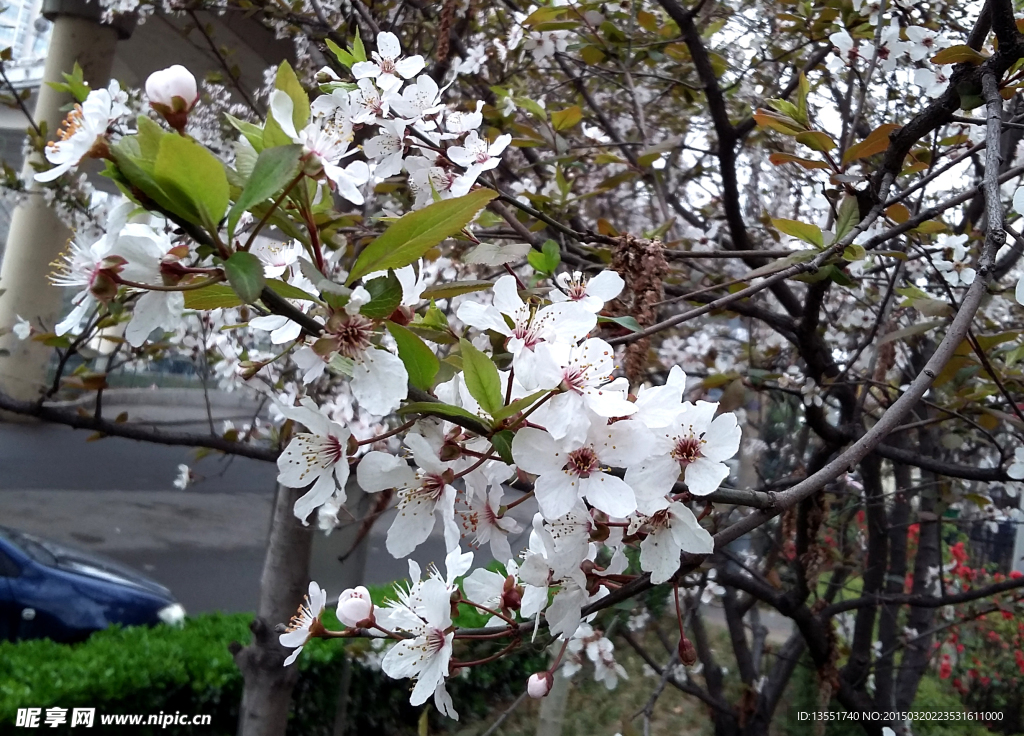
233;484;314;736
875;448;913;710
843;455;887;692
895;427;943;712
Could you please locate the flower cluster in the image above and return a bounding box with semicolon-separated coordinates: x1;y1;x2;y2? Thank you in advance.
36;32;742;722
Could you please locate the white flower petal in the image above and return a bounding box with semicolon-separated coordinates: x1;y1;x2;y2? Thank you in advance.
357;451;416;492
534;470;581;520
351;349;408;416
582;472;636;518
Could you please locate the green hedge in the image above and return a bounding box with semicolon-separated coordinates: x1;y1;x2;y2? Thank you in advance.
0;605;547;735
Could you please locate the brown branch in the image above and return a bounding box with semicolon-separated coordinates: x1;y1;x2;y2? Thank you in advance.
619;627;736;716
0;390;279;461
821;576;1024;617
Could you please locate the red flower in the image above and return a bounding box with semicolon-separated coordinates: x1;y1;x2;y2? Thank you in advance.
950;541;968;564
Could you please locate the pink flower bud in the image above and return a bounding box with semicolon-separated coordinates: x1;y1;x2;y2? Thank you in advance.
336;585;374;627
527;671;553;698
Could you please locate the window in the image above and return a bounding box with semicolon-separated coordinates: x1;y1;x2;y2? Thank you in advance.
0;527;56;568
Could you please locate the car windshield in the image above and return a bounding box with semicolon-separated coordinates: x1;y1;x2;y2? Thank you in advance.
0;525;170;597
0;526;58;567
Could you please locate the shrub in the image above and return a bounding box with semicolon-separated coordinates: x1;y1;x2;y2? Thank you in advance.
0;606;547;735
937;606;1024;734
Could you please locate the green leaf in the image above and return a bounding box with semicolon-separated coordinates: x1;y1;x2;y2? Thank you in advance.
153;134;230;229
753;108;805;135
224;252;267;303
522;6;566;25
109;118;205;214
551;105;583;130
842;123;900;165
387;322;440;392
490;429;515;465
460;338;504;416
225;113;265;153
911;220;948;234
227;144;303;238
598;315;642;332
834;195;859;241
267;278;316;301
513;96;548;121
47;62;89;102
528;239;561;274
398;401;491;430
352;29;366;62
110;138;170;208
879;320;944;345
771;218;823;248
842;243;866;261
274;60;310;134
795;131;836;152
136;115;166;162
326;38;355;68
420;280;493;300
263;61;310;148
491;390;548;422
767;152;830;170
360;271;404;320
346;189;497;285
744;249;817;279
767;98;801;121
931;45;987;65
183;284;243;310
232;139;259;182
796;71;810;128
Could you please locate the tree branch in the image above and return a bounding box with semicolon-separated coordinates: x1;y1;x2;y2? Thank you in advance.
0;390;278;461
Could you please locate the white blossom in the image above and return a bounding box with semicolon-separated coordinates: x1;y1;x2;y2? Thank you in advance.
632;503;714;584
447;131;512;195
456;274;596;366
357;433;461;557
352;32;425;92
550;270;624;313
280;581;327;665
626;401;741;510
512;421;652;520
276;398;353;522
36;81;128;182
933;234;975;287
380;576;458;717
524;337;637;443
337;586;374;627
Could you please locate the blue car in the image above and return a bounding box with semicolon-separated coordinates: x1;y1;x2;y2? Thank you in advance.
0;525;185;642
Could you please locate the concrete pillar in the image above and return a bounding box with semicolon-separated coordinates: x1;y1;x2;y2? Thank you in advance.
0;0;130;401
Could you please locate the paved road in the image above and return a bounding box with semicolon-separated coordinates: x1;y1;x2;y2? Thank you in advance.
0;422;536;614
1;422;279;613
1;423;273;493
